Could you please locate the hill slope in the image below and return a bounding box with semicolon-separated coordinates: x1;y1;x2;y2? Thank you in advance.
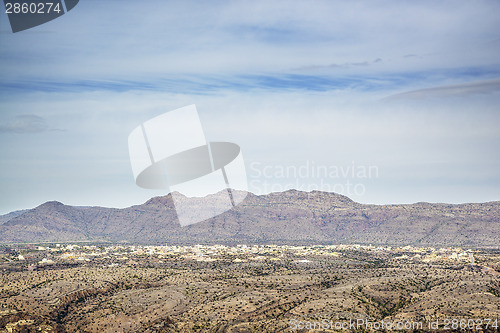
0;190;498;246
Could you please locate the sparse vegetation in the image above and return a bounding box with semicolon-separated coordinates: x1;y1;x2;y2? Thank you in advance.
0;244;498;332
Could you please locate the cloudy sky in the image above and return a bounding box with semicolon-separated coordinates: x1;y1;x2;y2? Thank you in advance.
0;0;499;214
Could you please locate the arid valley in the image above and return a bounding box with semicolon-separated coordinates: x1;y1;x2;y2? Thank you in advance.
1;243;499;332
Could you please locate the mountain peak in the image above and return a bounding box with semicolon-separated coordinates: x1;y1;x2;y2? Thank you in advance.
143;194;176;208
37;201;65;210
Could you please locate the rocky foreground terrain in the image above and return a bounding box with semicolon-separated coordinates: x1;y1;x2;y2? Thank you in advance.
0;245;499;332
0;190;498;247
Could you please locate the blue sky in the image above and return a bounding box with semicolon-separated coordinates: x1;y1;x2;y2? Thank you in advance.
0;0;499;213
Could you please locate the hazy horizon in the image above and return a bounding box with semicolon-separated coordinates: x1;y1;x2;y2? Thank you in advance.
2;187;500;216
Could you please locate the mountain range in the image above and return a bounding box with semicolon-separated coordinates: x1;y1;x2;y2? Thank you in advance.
0;190;498;247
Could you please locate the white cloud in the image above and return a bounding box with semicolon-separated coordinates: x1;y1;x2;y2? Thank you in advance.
2;0;499;80
0;0;499;213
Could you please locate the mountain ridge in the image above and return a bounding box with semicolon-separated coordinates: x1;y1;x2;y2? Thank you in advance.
0;190;498;247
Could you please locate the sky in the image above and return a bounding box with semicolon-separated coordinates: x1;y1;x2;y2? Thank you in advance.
0;0;499;214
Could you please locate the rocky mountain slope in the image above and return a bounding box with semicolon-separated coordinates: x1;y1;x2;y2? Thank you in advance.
0;190;498;247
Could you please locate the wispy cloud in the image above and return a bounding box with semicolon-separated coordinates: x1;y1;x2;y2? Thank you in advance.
0;115;63;133
0;74;389;94
4;66;499;96
294;58;383;71
385;78;500;100
1;1;499;81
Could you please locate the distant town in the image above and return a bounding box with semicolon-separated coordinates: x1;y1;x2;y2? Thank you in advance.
1;243;487;269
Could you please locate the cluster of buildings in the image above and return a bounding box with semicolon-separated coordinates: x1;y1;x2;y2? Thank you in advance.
4;243;477;266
